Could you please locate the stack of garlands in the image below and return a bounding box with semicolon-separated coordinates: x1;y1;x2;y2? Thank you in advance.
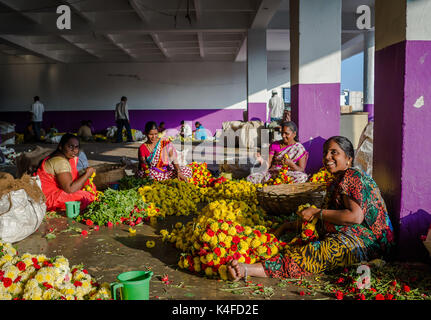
160;200;284;280
187;162;214;187
0;241;111;300
308;167;334;186
82;172;104;201
138;180;201;216
289;204;320;246
265;166;295;186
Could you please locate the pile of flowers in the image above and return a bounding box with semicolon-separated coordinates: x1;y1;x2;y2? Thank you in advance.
187;162;214;187
138;180;201;216
202;180;262;205
0;241;111;300
161;200;284;280
308;167;334;186
265;165;295;186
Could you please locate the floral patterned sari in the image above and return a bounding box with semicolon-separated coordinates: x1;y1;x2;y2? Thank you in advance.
137;138;192;181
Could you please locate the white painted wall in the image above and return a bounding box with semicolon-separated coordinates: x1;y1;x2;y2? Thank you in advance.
407;0;431;41
247;29;268;103
0;60;291;112
0;62;248;111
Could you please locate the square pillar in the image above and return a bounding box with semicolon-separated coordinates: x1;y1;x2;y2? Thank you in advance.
247;29;268;122
374;0;431;260
290;0;342;174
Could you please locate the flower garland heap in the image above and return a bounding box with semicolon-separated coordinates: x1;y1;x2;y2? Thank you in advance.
138;180;201;216
289;204;320;246
0;241;111;300
308;167;334;186
265;165;294;186
161;200;284;281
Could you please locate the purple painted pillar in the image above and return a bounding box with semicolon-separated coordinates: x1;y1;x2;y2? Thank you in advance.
363;104;374;122
374;0;431;261
290;0;341;174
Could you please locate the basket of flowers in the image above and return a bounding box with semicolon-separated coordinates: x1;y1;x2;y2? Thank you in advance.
256;182;327;216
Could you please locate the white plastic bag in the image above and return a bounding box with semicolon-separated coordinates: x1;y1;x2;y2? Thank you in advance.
355;122;374;177
0;121;16;146
0;186;46;243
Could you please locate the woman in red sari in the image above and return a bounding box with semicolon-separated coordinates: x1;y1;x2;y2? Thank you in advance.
137;121;192;181
36;133;96;212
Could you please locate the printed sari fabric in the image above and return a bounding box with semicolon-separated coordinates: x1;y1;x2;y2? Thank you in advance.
247;141;309;184
137;138;192;181
263;167;395;278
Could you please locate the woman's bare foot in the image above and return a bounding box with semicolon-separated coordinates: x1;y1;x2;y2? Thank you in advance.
227;260;245;282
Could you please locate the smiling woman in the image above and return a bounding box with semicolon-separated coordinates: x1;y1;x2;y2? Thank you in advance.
227;136;395;282
36;133;96;212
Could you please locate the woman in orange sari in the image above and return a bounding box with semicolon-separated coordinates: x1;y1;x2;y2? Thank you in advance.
137;121;192;181
36;133;96;212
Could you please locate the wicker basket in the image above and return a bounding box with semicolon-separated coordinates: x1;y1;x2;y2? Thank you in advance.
257;182;327;216
93;163;126;190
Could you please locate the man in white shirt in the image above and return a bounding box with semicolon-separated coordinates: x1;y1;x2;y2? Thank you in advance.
180;120;192;138
31;96;44;141
115;96;133;143
268;89;285;122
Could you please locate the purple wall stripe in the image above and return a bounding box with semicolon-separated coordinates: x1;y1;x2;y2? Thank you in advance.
363;104;374;122
247;102;267;122
0;108;245;137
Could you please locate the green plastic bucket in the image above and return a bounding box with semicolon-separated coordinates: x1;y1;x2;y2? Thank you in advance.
65;201;80;218
110;270;153;300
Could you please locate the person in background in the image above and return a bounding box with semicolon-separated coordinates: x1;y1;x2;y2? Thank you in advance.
24;123;36;143
36;133;96;212
194;121;207;140
268;89;284;124
30;96;45;142
115;96;134;143
179;120;192;138
77;120;93;142
158;122;166;133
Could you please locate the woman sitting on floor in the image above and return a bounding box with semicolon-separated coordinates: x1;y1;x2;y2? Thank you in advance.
36;133;96;212
137;121;192;181
247;121;308;184
228;136;394;281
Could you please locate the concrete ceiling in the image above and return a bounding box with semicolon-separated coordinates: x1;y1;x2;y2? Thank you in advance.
0;0;373;64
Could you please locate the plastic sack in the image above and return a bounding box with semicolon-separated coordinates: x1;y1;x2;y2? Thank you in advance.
354;121;373;177
0;182;46;243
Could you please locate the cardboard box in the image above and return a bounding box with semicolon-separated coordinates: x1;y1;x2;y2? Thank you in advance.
340;105;353;114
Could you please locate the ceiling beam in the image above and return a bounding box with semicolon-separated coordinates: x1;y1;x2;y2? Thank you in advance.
129;0;170;59
105;34;138;60
194;0;204;58
0;35;68;63
0;0;41;23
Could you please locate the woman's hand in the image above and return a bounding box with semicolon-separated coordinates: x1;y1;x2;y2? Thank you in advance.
282;157;295;168
297;207;320;222
177;172;187;181
85;166;95;177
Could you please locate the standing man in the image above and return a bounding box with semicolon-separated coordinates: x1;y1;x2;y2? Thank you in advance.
268;89;285;124
31;96;44;142
115;96;133;143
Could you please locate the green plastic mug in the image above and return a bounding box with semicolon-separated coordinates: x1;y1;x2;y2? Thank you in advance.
65;201;80;218
110;270;153;300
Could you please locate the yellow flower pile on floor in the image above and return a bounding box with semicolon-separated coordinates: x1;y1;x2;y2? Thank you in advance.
160;200;283;280
0;241;111;300
188;162;214;187
308;167;334;185
202;180;263;204
138;180;201;216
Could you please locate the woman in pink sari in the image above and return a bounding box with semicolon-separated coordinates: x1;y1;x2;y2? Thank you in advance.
137;121;192;181
247;121;308;184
